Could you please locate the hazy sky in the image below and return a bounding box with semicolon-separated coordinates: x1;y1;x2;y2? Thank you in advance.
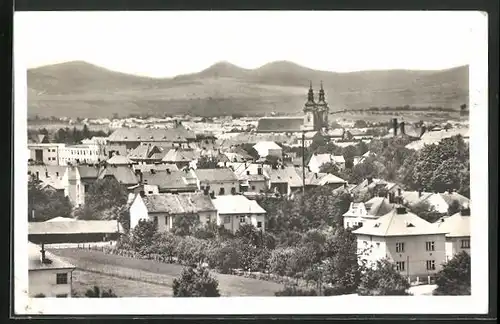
15;11;479;78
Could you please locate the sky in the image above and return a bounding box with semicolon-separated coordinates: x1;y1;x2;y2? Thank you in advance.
15;11;480;78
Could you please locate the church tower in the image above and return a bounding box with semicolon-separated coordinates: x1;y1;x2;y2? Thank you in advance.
316;81;329;130
303;81;317;130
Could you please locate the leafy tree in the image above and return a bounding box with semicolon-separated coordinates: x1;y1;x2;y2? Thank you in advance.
358;259;411;296
235;223;262;246
131;219;157;253
447;199;462;216
430;158;467;193
268;247;296;276
173;266;221;297
207;241;240;274
433;251;471;295
76;177;128;220
173;213;200;236
319;162;340;175
84;286;117;297
353;120;368;128
197;155;219;169
28;179;73;222
408;201;444;223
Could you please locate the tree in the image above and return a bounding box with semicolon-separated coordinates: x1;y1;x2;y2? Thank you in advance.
433;251;471;295
76;177;129;220
235;223;261;246
447;199;462;216
84;286;117;297
353;120;368;128
131;219;157;253
430;158;467;193
28;179;73;222
409;201;444;223
358;259;410;296
173;266;221;297
173;213;200;236
197;155;219;169
319;162;340;175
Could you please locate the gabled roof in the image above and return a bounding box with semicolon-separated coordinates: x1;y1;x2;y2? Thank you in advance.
353;208;447;237
143;193;216;214
107;155;134;165
29;220;123;235
97;165;138;185
302;171;346;186
127;143;164;160
211;195;266;214
363;197;395;217
28;242;75;271
257;117;305;133
141;170;197;191
108;127;194;143
162;149;199;163
434;210;470;237
77;165;100;179
133;163;179;173
401;191;433;206
264;165;303;187
195;168;238;182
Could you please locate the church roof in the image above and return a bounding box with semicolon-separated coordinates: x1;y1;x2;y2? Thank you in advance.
257;117;305;133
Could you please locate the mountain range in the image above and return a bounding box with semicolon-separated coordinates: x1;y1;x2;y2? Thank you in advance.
27;60;469;118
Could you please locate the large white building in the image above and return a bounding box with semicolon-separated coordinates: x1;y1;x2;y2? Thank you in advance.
28;242;75;298
434;207;471;261
58;143;108;166
353;206;448;282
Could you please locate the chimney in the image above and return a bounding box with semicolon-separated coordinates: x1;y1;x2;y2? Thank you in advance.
151;169;156;174
367;177;373;184
399;122;405;135
246;170;250;175
392;118;398;136
418;189;422;198
280;164;285;169
166;168;171;174
396;206;407;214
315;173;318;179
397;188;402;197
40;243;50;264
209;191;215;199
139;190;145;197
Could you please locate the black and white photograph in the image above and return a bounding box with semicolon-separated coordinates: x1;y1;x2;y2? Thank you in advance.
13;10;489;315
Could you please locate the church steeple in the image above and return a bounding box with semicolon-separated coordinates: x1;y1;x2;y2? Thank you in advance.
304;81;316;111
318;81;326;104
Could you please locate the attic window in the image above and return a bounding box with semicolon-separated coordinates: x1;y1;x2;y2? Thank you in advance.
374;223;381;228
405;221;415;227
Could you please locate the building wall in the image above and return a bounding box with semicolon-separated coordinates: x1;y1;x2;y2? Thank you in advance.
217;213;265;234
249;214;266;232
59;144;107;166
28;144;62;165
425;195;450;214
357;234;446;278
198;211;218;226
64;170;85;207
29;269;73;297
200;181;239;195
247;180;268;193
445;236;471;261
129;195;149;230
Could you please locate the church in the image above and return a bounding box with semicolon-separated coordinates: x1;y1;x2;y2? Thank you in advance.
256;82;330;133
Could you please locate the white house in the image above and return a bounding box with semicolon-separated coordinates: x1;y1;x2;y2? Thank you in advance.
342;197;395;229
58;143;108;166
211;195;267;234
253;141;283;159
434;207;471;261
128;193;217;232
28;242;75;298
353;206;448;282
28;143;65;166
195;168;240;196
416;191;470;214
308;153;345;173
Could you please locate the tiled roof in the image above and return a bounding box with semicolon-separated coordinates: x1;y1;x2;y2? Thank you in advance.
97;165;138;185
363;197;395;217
217;133;297;147
257;117;305;133
132;163;179;173
77;166;100;179
141;170;197;191
28;242;75;271
353;207;447;236
253;141;282;151
162;149;199;163
434;211;470;237
108;127;195;143
107;155;134;165
211;195;266;214
29;220;123;235
264;165;303;187
438;192;470;206
401;191;433;206
302;171;346;186
195;168;238;182
127;143;164;160
143;193;216;214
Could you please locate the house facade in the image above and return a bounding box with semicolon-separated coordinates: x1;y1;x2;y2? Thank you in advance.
353;206;447;282
195;168;240;196
342;197;394;229
29;242;75;298
434;208;471;261
28;143;65;166
211;195;266;234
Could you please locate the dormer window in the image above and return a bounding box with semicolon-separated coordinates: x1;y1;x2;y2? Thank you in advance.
374;223;381;228
405;222;415;227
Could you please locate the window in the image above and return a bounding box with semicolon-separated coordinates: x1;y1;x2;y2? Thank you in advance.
153;216;158;228
240;216;246;223
396;242;405;253
396;261;405;271
251;185;256;190
56;273;68;285
257;221;262;228
461;239;470;248
148;191;153;194
346;222;350;227
376;242;380;248
426;241;435;251
219;188;225;195
231;187;236;194
165;216;168;225
224;216;231;224
426;260;436;271
56;294;68;298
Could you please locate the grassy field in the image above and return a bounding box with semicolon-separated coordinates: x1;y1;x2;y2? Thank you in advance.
52;248;284;297
72;270;171;297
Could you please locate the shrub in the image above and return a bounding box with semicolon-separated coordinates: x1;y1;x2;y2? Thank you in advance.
275;285;317;296
358;259;410;296
433;251;471;295
173;266;220;297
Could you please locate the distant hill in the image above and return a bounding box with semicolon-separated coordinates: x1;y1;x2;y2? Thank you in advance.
27;60;469;118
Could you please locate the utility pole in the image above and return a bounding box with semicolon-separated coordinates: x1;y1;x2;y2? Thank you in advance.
302;131;305;195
